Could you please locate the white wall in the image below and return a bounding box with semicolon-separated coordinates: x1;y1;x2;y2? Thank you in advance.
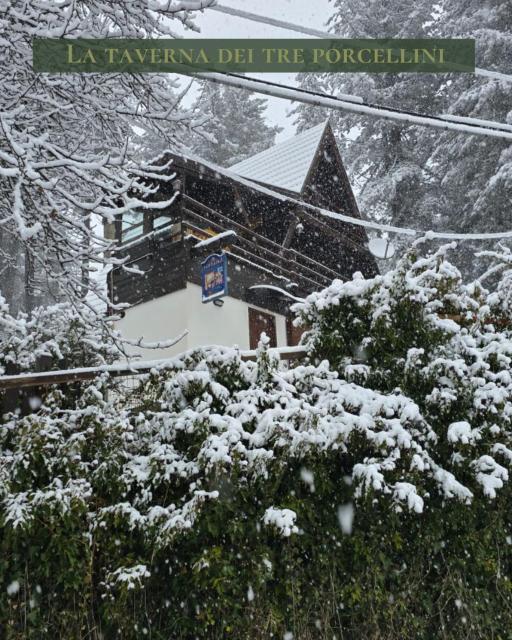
115;283;287;360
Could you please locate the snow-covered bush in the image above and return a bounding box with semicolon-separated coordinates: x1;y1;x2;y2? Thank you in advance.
1;244;512;638
294;241;512;503
0;297;121;375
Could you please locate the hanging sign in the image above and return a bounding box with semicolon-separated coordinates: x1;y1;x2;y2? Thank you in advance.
201;253;228;303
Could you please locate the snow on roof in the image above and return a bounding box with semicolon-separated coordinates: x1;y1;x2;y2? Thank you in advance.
229;120;329;194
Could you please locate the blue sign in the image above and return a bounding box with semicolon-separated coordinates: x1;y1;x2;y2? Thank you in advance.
201;253;228;303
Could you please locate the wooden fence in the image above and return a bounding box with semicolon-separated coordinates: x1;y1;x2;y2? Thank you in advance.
0;346;308;392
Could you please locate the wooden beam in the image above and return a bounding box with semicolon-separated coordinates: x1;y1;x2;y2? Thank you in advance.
282;216;299;250
143;211;153;235
0;347;308;391
232;184;251;227
182;195;344;282
114;213;123;242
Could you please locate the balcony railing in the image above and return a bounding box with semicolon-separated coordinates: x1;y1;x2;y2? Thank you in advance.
115;194;349;294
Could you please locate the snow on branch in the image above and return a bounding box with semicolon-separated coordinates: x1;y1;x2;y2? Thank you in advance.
118;330;189;351
0;0;210;310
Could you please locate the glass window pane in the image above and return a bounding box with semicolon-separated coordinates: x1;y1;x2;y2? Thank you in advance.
154;215;171;230
122;211;144;241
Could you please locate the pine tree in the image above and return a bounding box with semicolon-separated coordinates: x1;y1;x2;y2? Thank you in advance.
190;80;282;166
294;0;512;277
294;0;444;233
431;0;512;238
410;0;512;275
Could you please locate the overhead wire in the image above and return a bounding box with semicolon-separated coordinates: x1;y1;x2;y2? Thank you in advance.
180;151;512;242
183;4;512;242
192;70;512;141
210;4;512;86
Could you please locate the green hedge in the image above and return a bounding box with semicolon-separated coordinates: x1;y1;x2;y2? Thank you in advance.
1;244;512;638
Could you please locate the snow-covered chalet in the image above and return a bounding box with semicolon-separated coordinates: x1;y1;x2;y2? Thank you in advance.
107;120;378;358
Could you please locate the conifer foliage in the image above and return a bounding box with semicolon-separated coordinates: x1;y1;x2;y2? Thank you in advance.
1;244;512;638
190;80;282;166
294;0;512;265
0;0;212;308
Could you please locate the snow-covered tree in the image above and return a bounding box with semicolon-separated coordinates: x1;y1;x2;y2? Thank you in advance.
130;77;206;162
0;0;213;311
0;297;123;376
294;0;512;277
0;232;25;314
190;80;282;166
412;0;512;276
294;0;443;235
2;242;512;637
430;1;512;238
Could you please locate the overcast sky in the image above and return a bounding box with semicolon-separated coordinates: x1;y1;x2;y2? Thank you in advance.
176;0;333;140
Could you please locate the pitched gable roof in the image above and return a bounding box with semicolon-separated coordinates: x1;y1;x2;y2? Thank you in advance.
229;120;330;194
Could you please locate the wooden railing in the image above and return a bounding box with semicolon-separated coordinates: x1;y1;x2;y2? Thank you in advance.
0;346;308;391
183;218;326;291
182;195;346;284
115;195;348;290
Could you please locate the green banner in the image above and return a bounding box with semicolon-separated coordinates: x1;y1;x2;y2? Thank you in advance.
33;39;475;74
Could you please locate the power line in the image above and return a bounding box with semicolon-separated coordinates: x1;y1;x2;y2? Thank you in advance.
182;150;512;242
211;4;337;40
210;4;512;85
476;68;512;83
192;70;512;141
186;6;512;242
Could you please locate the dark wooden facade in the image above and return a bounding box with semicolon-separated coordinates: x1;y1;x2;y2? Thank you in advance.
110;124;378;319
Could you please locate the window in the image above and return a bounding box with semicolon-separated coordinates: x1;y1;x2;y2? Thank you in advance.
153;215;172;231
121;213;181;244
153;219;182;242
122;210;144;242
249;308;277;350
